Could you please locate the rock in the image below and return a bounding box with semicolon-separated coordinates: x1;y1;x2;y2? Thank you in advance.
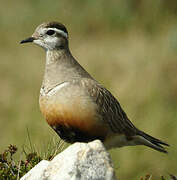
20;160;49;180
20;140;117;180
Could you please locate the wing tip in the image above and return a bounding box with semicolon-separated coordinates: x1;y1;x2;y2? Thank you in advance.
134;131;169;153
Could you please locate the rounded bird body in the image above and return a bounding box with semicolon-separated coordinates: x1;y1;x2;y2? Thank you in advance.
39;79;110;143
21;21;169;153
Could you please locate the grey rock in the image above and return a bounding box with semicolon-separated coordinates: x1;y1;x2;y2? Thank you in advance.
20;140;117;180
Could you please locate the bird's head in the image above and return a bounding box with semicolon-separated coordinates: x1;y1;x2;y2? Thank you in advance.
20;22;68;51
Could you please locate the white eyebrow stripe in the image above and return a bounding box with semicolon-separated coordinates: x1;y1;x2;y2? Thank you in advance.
48;28;68;38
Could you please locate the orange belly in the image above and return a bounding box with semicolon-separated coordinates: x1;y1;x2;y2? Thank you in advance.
39;96;109;141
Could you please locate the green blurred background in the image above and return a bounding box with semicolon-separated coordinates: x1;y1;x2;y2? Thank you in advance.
0;0;177;179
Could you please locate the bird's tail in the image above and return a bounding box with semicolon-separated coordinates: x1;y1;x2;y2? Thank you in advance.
134;130;169;153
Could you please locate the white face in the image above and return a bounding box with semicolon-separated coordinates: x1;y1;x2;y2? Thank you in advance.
32;27;68;51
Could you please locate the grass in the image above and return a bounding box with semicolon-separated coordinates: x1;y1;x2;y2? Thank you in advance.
0;0;177;179
0;139;66;180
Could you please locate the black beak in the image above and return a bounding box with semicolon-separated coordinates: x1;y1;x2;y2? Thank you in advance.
20;37;35;44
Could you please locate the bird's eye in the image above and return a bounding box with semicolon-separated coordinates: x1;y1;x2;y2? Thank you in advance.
46;30;55;36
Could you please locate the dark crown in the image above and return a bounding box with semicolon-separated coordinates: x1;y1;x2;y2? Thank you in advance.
45;22;68;34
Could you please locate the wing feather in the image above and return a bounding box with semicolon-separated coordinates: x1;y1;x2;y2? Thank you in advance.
80;78;137;136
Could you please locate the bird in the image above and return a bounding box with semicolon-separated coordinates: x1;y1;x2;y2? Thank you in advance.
20;21;169;153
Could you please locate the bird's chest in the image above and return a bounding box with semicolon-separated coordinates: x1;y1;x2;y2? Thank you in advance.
39;88;108;142
39;93;92;127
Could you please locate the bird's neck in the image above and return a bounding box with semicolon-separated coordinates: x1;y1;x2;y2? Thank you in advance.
41;49;92;92
46;49;69;65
